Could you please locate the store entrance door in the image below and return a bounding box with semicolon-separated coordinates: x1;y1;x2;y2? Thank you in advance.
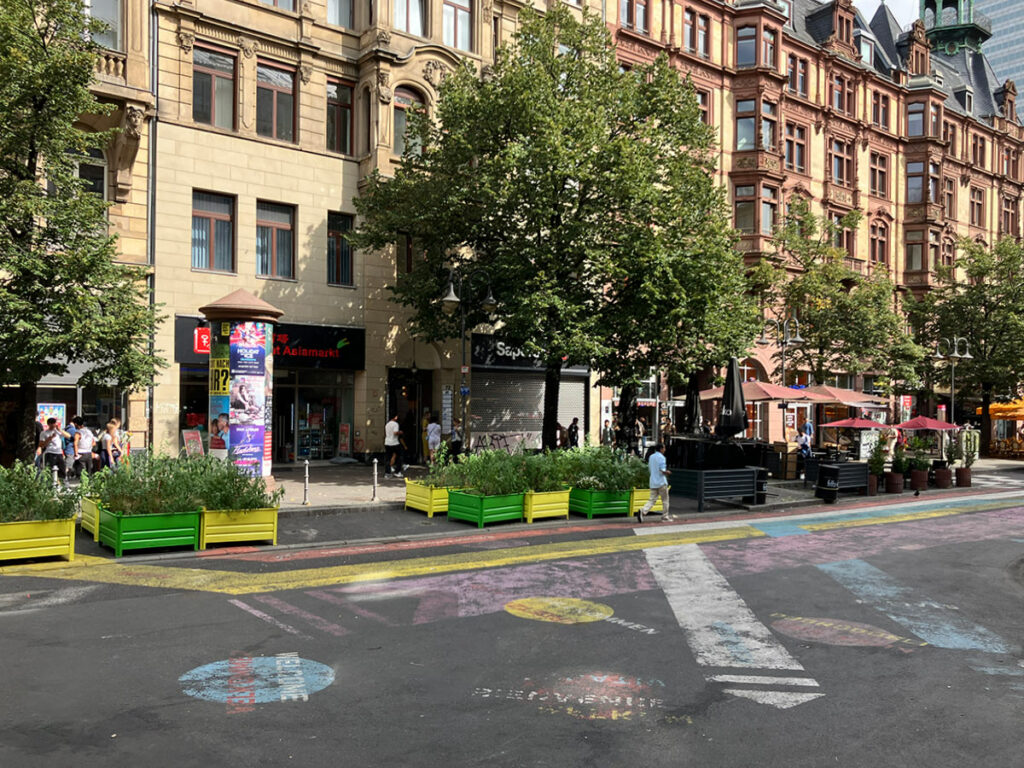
388;368;433;465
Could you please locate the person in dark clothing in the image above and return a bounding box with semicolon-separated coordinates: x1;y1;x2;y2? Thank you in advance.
568;418;580;448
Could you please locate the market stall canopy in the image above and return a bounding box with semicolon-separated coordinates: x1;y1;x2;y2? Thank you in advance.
895;416;960;431
700;381;830;403
820;417;890;430
803;385;888;407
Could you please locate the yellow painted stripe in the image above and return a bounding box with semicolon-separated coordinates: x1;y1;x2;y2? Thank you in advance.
801;500;1013;532
0;526;765;595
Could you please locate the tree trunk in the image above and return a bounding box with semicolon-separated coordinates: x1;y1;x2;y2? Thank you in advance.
17;381;39;463
980;384;992;457
615;382;638;454
542;360;562;451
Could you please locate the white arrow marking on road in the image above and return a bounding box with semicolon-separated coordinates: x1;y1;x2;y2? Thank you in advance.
645;544;822;709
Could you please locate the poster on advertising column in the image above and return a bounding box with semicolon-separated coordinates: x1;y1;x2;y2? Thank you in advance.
208;322;231;459
228;321;272;477
263;326;274;472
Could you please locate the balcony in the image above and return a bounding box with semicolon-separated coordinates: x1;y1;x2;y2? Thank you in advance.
94;49;126;86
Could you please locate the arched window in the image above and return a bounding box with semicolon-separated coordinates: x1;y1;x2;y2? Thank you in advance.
393;87;424;156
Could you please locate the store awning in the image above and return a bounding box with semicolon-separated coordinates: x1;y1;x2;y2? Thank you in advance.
803;385;888;407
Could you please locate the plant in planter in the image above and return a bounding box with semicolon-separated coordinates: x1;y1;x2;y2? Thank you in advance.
405;448;466;518
867;439;886;496
522;452;570;523
953;429;977;487
191;456;284;549
907;437;931;491
556;446;639;519
886;444;906;494
0;461;78;562
447;450;529;528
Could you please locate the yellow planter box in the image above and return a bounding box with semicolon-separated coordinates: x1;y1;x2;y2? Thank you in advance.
80;496;101;541
523;488;571;523
630;487;667;516
0;517;75;563
200;507;279;550
405;479;453;518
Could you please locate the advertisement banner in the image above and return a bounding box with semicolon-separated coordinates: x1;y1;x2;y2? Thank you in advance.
264;326;274;467
208;323;231;460
182;430;205;457
338;423;351;454
36;403;66;428
229;424;265;474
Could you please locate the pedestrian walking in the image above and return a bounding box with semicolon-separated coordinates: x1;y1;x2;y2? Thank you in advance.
63;417;78;478
449;417;464;459
568;417;580;448
601;419;614;447
384;413;404;478
426;415;442;464
636;442;672;524
100;421;121;469
72;417;96;478
36;418;69;482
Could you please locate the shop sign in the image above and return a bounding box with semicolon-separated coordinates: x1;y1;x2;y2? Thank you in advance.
181;430;204;457
471;334;589;375
901;395;912;410
194;327;211;354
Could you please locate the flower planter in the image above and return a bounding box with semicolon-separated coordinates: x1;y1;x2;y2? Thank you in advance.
910;469;929;492
405;479;454;518
885;472;904;494
630;487;667;516
0;517;75;563
933;467;953;489
200;507;278;550
447;490;524;528
955;467;972;487
867;475;879;496
80;496;101;542
523;488;570;523
98;507;201;557
569;488;631;519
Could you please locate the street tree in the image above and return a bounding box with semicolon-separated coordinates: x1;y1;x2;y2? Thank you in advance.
907;237;1024;455
0;0;164;460
352;5;758;449
753;198;921;388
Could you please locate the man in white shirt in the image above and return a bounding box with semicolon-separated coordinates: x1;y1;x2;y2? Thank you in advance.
36;418;70;481
384;414;404;478
637;442;672;524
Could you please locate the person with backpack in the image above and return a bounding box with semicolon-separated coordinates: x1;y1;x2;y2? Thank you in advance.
72;417;96;477
63;417;78;477
36;418;70;481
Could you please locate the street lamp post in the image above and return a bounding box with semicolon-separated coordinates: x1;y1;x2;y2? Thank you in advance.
933;336;972;425
440;268;497;454
756;311;805;405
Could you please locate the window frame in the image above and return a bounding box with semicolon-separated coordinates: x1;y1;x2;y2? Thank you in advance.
191;190;236;273
256;60;297;143
192;45;237;131
394;0;426;36
327;0;354;28
944;177;957;220
907;102;925;137
443;0;472;52
871;91;889;131
256;201;296;280
393;86;425;157
327;212;355;286
830;137;853;188
736;26;756;68
326;79;355;155
970;186;985;227
784;121;807;173
869;220;889;265
905;229;924;272
907;161;925;204
735;98;756;151
697;14;710;57
869;151;889;198
830;73;852;114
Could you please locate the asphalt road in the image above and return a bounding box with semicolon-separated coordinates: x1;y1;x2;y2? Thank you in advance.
2;493;1023;767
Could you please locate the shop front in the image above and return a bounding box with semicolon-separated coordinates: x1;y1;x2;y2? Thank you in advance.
468;334;590;451
174;316;364;464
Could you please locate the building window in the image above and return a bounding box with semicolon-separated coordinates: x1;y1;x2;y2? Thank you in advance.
394;87;424;156
443;0;471;51
259;0;295;9
928;230;940;269
870;221;888;265
761;101;777;150
621;0;648;33
872;91;889;130
784;122;806;173
192;191;234;272
907;161;925;204
697;15;710;56
256;62;295;142
830;138;853;187
327;80;354;154
735;98;755;151
830;74;851;114
696;89;710;124
943;120;958;155
930;104;941;136
971;134;987;168
399;234;416;273
734;184;755;233
970;187;985;227
395;0;425;35
941;237;956;268
736;26;756;68
761;186;778;235
905;230;924;271
787;55;808;97
327;0;354;27
193;47;235;131
87;0;122;50
761;28;777;68
256;202;295;279
832;211;853;256
77;148;107;199
929;162;940;204
907;102;925;136
684;9;695;51
328;212;354;286
869;152;888;198
1002;197;1019;237
944;177;957;220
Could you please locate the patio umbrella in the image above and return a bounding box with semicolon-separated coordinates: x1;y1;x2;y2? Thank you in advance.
714;357;749;438
803;385;888;406
700;381;829;402
820;417;890;430
679;370;703;434
895;416;960;431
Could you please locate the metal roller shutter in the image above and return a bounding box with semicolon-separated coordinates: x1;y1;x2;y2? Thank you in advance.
469;373;586;450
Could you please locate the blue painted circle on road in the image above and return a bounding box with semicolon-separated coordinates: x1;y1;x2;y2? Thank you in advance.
180;655;334;704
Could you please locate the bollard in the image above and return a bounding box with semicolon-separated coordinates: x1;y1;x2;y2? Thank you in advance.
52;465;59;488
372;458;378;502
302;459;311;506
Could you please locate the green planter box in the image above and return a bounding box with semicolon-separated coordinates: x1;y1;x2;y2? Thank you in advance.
569;488;631;519
0;517;75;563
447;490;524;528
200;507;279;550
405;479;454;518
98;507;201;557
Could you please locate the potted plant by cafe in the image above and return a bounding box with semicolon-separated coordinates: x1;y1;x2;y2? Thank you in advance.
558;446;637;519
886;444;906;494
447;450;529;528
866;438;887;496
0;461;77;563
522;452;570;524
907;437;931;492
405;445;465;518
954;429;977;487
933;437;953;489
195;456;284;550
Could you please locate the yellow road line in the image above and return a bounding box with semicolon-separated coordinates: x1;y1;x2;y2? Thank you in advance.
0;526;765;595
801;500;1014;532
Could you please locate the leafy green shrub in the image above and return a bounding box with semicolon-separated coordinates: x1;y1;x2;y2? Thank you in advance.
555;446;646;492
0;461;78;523
523;452;566;493
458;450;530;496
907;436;931;471
422;446;467;488
189;456;284;510
867;438;887;477
889;444;907;476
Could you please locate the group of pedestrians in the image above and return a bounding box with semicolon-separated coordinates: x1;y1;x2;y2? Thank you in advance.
35;415;125;482
383;412;465;479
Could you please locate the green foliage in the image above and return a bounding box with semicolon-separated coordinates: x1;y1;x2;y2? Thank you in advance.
457;450;530;496
867;439;887;477
523;452;566;493
962;429;979;468
351;5;757;447
759;198;922;386
946;431;963;465
85;455;282;515
907;437;931;472
0;461;77;522
554;446;646;492
889;444;908;476
0;0;165;457
423;447;468;488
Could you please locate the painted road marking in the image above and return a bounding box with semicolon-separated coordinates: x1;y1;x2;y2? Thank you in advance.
817;559;1012;653
706;674;820;687
768;612;927;650
179;653;334;707
644;543;821;709
504;597;614;624
227;599;311;640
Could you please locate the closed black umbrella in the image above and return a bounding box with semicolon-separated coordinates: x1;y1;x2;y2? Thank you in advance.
680;370;703;434
715;357;749;439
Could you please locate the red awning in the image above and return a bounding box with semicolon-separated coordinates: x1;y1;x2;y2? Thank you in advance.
895;416;960;431
699;381;832;403
820;417;890;429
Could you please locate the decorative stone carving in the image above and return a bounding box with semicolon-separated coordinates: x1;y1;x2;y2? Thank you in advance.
237;36;258;58
376;29;391;46
110;106;147;203
377;70;393;104
177;30;195;53
423;60;446;88
301;1;313;17
299;64;313;84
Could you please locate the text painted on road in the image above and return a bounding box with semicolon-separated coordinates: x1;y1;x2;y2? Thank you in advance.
179;652;334;709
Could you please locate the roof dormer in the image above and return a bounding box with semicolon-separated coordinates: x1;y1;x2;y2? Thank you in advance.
906;19;931;76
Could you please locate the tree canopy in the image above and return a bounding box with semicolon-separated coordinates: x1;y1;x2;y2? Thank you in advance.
0;0;164;458
352;5;758;448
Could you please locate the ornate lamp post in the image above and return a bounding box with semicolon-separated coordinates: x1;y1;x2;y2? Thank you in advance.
440;268;497;453
756;310;804;407
933;336;972;424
